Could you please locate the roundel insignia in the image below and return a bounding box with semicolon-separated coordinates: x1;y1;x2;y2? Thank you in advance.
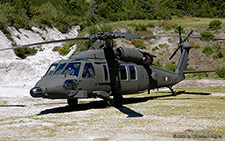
165;76;168;82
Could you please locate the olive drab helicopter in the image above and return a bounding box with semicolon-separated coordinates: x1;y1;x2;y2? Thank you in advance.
0;27;220;107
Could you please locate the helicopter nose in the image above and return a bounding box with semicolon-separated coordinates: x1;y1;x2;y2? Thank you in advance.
30;87;43;97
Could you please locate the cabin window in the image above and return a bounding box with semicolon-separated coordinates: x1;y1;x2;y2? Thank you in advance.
82;63;95;78
46;63;58;76
129;66;137;80
53;63;66;75
61;62;81;77
119;65;127;80
103;65;108;81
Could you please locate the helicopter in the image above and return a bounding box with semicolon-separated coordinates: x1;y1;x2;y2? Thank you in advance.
0;27;220;107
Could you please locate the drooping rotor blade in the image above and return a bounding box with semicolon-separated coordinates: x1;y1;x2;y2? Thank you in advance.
109;32;225;40
189;36;225;41
0;37;90;51
100;32;189;39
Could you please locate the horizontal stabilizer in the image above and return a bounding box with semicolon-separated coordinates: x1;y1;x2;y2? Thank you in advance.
183;70;215;74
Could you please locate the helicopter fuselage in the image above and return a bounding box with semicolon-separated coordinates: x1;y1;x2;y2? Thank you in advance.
30;49;184;100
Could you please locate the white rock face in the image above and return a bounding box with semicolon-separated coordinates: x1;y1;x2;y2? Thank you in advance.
0;26;80;86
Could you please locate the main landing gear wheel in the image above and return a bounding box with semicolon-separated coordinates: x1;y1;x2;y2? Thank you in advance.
67;99;78;107
113;93;124;107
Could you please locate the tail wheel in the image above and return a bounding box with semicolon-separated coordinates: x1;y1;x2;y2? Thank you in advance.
67;99;78;107
113;93;123;107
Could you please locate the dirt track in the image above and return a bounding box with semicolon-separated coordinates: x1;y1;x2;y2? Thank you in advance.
0;79;224;140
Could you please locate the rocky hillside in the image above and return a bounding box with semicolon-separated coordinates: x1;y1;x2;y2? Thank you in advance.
0;26;79;86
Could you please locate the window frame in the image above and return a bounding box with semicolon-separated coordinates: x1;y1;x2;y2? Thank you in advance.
82;63;95;78
119;65;128;81
103;65;108;81
61;62;81;77
53;63;67;75
128;65;137;81
45;63;59;76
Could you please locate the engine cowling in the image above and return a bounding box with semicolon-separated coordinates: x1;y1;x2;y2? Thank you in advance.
115;47;155;65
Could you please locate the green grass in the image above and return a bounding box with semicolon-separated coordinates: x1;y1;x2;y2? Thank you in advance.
111;16;225;29
110;20;160;29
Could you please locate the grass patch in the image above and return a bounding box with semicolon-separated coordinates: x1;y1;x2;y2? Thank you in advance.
111;16;225;29
0;99;7;106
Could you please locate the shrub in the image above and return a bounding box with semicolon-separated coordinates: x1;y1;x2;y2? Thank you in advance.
59;42;75;56
53;46;61;51
208;20;222;30
194;44;201;49
153;59;162;67
134;23;147;31
159;20;177;30
131;39;145;49
164;62;177;71
59;46;71;56
202;46;213;56
152;46;159;51
159;43;169;49
146;23;155;28
14;47;37;59
200;31;214;41
174;26;185;34
216;67;225;79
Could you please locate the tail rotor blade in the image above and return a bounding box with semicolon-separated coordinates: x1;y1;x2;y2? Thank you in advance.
184;30;193;42
179;26;182;44
169;45;181;60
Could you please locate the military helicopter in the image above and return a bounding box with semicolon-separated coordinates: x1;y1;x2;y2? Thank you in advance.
0;27;219;107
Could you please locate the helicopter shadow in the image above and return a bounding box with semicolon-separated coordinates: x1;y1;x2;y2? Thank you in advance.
38;100;144;118
0;105;26;107
38;91;211;117
37;93;176;117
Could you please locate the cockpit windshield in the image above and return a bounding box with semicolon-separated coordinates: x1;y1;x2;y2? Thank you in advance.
46;63;58;76
45;62;81;77
61;62;81;77
53;63;67;75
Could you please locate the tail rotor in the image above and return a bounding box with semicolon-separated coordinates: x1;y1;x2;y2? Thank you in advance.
169;26;193;60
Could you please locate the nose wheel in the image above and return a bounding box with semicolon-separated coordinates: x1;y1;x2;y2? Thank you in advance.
67;99;78;107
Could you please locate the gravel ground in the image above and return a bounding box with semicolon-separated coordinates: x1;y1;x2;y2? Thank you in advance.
0;79;224;140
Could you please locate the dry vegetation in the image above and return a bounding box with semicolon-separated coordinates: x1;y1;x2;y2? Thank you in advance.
0;86;224;140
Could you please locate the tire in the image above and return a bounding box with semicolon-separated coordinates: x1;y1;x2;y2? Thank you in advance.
113;93;123;107
67;99;78;107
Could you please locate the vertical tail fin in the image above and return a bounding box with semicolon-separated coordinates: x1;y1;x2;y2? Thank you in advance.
175;42;192;74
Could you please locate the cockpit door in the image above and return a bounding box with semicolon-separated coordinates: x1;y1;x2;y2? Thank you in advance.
92;63;110;92
78;63;97;95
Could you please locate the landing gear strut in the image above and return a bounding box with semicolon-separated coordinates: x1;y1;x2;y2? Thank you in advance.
168;86;177;96
67;99;78;107
113;93;124;107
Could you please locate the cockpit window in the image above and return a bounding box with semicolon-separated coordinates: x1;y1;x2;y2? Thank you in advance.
82;63;95;78
53;63;67;75
46;63;58;76
61;62;81;77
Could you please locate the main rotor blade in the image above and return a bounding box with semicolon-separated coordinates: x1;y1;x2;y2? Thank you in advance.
111;32;225;40
0;37;90;51
106;32;188;39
